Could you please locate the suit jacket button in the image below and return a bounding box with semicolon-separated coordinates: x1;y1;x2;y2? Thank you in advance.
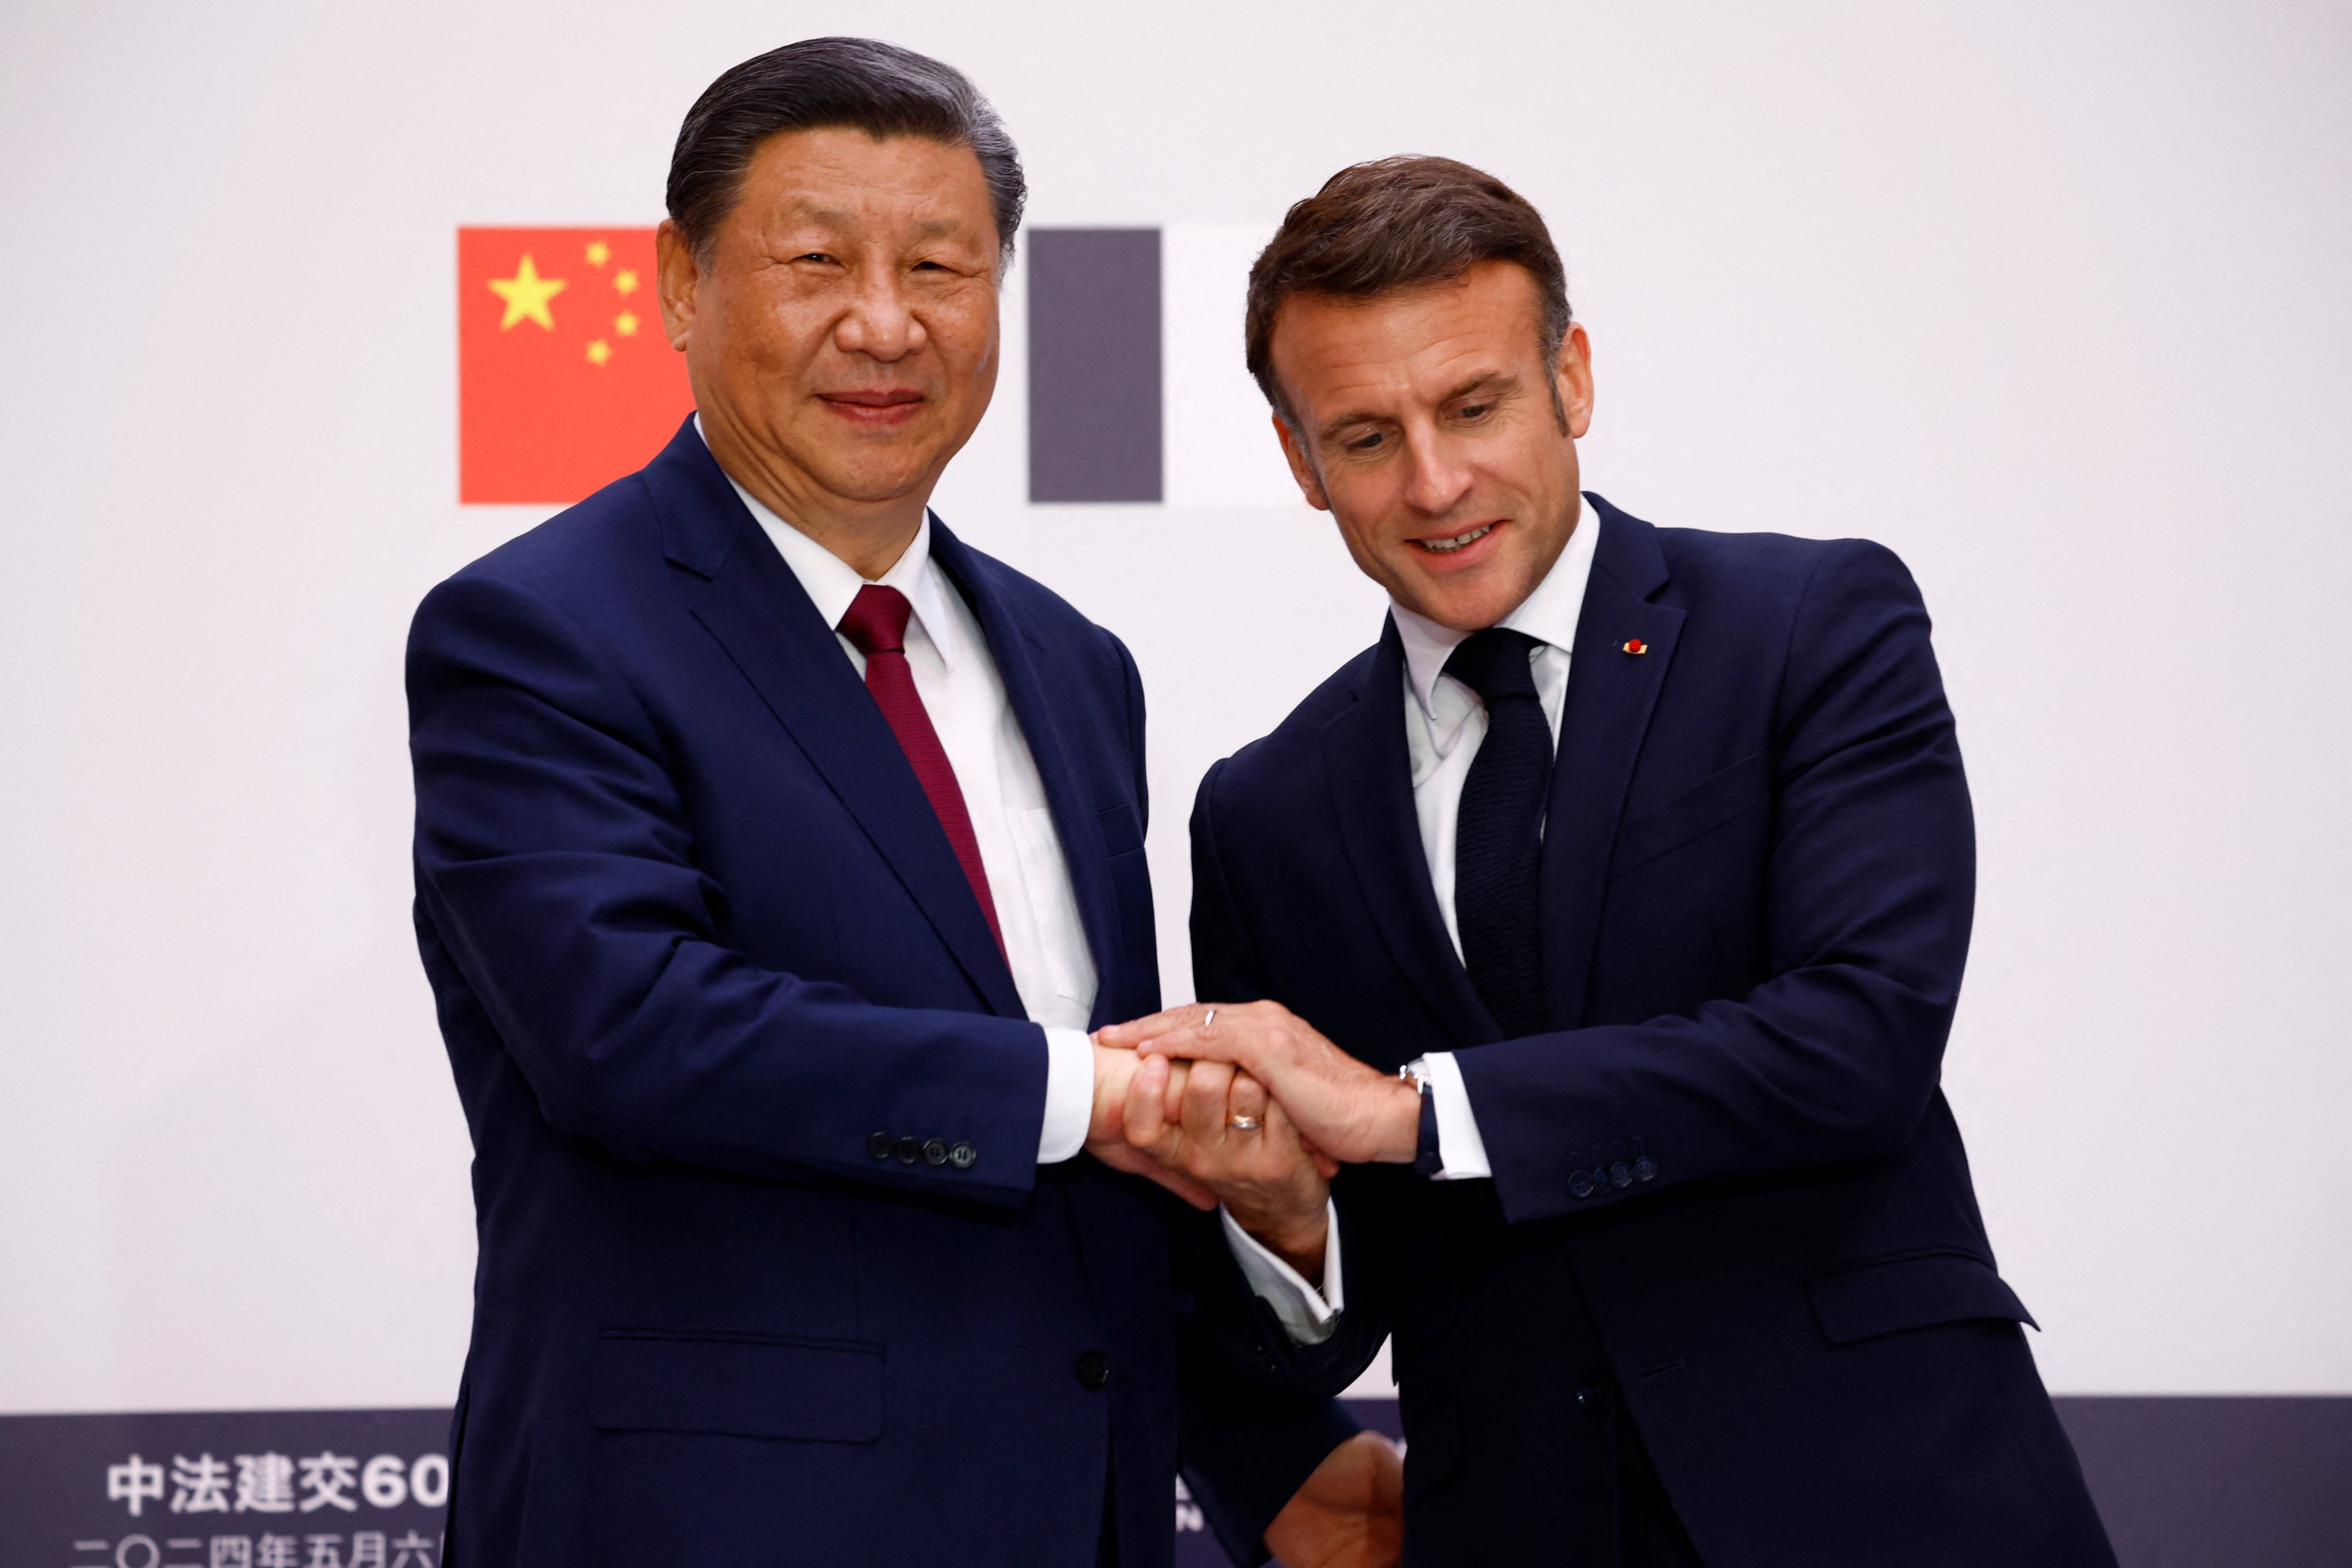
1633;1157;1658;1183
1574;1382;1602;1411
867;1131;894;1160
924;1138;949;1167
949;1141;978;1170
1075;1350;1113;1391
894;1135;921;1164
1610;1162;1633;1189
1569;1171;1596;1199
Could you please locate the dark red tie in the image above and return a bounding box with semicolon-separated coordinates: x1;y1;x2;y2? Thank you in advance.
837;584;1005;955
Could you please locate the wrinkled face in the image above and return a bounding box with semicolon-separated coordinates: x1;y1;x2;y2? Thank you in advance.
1269;261;1594;632
657;127;1001;510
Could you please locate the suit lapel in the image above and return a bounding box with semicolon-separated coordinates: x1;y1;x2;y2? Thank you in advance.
1322;623;1499;1059
1539;497;1684;1030
928;523;1129;1031
642;422;1026;1019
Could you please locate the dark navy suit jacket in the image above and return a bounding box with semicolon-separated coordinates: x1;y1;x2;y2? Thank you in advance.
1187;499;2116;1566
406;420;1350;1567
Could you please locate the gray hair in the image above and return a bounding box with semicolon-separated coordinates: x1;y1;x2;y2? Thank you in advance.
667;37;1027;272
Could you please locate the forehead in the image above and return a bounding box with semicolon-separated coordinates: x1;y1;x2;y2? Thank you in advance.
730;126;993;240
1270;261;1546;419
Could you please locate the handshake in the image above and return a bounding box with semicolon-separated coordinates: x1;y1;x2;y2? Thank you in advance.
1082;1001;1423;1283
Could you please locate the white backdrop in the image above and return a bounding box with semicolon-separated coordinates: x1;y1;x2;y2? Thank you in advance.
2;0;2346;1415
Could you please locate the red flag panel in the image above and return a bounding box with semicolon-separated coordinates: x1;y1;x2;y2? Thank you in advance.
458;227;696;505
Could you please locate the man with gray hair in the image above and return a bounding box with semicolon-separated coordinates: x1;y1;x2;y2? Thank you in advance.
407;38;1393;1566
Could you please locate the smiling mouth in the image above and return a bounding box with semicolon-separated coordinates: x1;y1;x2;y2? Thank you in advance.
1415;523;1496;555
818;389;926;426
822;389;924;407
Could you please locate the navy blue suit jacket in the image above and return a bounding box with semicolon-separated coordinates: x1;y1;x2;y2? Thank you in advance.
1188;499;2115;1566
407;420;1350;1567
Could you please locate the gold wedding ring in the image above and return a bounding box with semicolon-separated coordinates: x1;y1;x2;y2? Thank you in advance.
1226;1114;1262;1132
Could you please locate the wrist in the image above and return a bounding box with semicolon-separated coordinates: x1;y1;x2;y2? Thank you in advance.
1369;1074;1423;1163
1246;1206;1329;1287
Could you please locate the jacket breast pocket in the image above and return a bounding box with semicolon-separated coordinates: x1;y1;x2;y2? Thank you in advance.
1609;752;1769;882
589;1330;885;1443
1804;1250;2037;1346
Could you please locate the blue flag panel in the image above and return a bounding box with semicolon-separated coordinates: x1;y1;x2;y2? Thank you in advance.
1027;229;1164;503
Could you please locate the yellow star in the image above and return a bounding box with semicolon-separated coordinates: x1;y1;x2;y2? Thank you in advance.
614;311;639;337
612;268;639;296
585;240;611;267
488;254;566;331
586;339;612;366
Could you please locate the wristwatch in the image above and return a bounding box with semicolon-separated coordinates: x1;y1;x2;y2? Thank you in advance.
1400;1059;1443;1177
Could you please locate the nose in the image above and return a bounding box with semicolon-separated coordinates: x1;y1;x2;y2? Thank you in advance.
1399;423;1474;519
833;265;928;362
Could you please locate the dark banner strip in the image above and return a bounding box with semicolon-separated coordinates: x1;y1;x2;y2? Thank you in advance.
0;1409;450;1568
1027;228;1163;503
2059;1396;2352;1567
5;1399;2345;1567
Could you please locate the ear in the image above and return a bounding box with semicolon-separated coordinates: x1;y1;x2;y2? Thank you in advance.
1555;322;1595;441
1272;412;1331;512
655;219;700;352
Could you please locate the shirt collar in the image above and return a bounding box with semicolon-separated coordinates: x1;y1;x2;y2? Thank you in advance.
700;416;956;669
1391;495;1602;721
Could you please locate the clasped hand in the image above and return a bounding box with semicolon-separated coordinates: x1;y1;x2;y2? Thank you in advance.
1083;1001;1422;1281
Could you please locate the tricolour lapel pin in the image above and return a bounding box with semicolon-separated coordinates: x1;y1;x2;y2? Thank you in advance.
1620;638;1650;656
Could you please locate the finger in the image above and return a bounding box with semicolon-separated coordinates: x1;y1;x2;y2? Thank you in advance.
1125;1053;1174;1155
1308;1145;1341;1180
1180;1060;1236;1151
1260;1099;1326;1183
1227;1071;1270;1131
1160;1056;1192;1124
1094;1003;1215;1049
1136;1024;1248;1067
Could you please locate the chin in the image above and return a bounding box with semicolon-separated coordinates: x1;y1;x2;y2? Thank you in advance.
1404;581;1519;634
808;453;939;505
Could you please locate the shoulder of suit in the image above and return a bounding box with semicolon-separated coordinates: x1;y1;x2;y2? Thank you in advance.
1645;524;1917;607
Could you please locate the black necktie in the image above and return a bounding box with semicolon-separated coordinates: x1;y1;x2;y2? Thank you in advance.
1445;629;1552;1038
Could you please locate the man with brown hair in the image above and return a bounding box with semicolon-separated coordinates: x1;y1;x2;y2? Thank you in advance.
1103;157;2116;1565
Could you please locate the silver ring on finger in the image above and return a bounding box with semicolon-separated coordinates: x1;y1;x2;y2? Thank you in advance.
1202;1007;1217;1032
1225;1114;1262;1132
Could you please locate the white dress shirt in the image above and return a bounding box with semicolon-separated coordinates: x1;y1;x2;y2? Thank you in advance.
1392;496;1601;1180
712;444;1100;1163
1237;500;1604;1340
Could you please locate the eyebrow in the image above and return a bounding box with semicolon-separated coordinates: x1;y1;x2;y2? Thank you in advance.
791;202;856;229
1316;370;1518;445
786;202;967;241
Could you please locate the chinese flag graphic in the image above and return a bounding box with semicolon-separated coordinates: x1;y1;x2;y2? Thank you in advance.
458;227;696;504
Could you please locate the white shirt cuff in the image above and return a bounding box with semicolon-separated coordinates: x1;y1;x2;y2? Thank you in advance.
1037;1026;1095;1163
1420;1050;1493;1180
1221;1199;1345;1346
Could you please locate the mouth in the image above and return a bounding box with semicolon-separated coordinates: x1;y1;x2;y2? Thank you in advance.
1412;522;1497;556
818;388;926;427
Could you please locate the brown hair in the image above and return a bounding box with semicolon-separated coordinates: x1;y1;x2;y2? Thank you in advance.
1245;155;1570;428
